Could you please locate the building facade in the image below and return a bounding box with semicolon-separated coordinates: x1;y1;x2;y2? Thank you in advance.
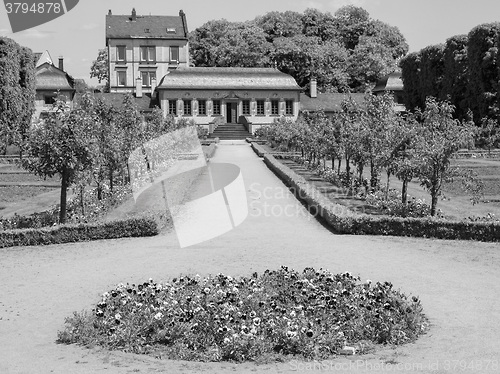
156;67;301;131
372;71;405;112
34;51;75;119
106;8;189;94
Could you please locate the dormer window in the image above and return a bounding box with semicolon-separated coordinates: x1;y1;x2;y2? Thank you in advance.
166;28;176;33
144;28;150;33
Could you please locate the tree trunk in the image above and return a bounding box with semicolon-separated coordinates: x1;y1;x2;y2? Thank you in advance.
80;185;85;216
402;179;409;205
126;163;131;184
358;163;364;183
109;169;114;192
338;158;342;174
370;160;378;190
331;154;335;170
431;191;438;217
59;169;69;224
97;182;102;201
385;170;391;200
345;155;351;185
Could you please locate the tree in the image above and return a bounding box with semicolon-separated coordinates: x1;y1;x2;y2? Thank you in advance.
212;22;272;67
441;35;469;120
254;11;303;41
333;5;371;50
301;8;338;41
413;98;476;216
189;20;272;67
347;35;398;92
419;44;445;105
90;49;109;92
478;117;500;153
399;52;423;112
189;7;407;93
0;37;35;155
115;94;144;183
361;93;403;190
271;35;349;91
22;100;92;223
390;113;420;204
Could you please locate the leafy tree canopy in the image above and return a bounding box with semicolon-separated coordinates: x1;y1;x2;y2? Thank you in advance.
188;6;408;93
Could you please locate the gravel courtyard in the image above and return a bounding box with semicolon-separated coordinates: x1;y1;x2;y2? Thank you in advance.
0;142;499;374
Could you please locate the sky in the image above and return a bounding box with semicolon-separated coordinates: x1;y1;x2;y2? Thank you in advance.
1;0;500;85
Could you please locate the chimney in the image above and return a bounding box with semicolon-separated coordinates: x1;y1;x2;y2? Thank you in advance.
58;56;64;71
108;9;112;15
131;8;137;21
310;77;317;98
179;9;188;36
136;77;142;98
150;77;157;95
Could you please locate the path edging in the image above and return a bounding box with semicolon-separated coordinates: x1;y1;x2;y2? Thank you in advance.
253;143;500;242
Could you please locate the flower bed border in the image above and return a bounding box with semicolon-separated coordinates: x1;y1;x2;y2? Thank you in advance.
254;144;500;242
0;216;161;248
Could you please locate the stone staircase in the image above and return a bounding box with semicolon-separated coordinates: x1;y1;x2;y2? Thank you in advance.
209;123;251;140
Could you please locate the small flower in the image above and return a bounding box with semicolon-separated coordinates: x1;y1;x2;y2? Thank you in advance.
252;317;261;326
290;311;296;318
115;313;122;320
203;287;211;294
154;312;163;320
249;311;256;318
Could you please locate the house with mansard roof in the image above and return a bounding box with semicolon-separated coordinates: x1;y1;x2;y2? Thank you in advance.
34;51;75;119
106;8;189;95
156;67;301;132
372;71;405;112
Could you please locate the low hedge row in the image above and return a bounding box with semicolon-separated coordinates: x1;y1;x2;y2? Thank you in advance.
257;144;500;242
0;216;160;248
250;142;270;157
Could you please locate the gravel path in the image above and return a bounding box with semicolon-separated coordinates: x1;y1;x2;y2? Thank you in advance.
0;141;499;373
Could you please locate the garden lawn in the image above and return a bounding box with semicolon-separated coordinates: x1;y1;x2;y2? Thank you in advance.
0;142;499;373
279;155;500;221
0;163;61;218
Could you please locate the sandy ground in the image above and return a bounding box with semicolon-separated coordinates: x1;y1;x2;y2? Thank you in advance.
0;141;499;373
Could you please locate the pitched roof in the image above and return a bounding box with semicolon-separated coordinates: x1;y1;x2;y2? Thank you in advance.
35;50;53;67
35;63;74;91
300;92;366;113
89;93;159;112
106;9;188;40
157;67;301;91
373;71;403;92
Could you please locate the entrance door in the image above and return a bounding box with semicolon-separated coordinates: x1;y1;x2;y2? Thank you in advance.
226;102;237;123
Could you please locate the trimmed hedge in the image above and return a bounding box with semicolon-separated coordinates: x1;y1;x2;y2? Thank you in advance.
256;144;500;242
0;216;160;248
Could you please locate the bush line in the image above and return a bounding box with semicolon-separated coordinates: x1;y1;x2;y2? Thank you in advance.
0;216;160;248
256;144;500;242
